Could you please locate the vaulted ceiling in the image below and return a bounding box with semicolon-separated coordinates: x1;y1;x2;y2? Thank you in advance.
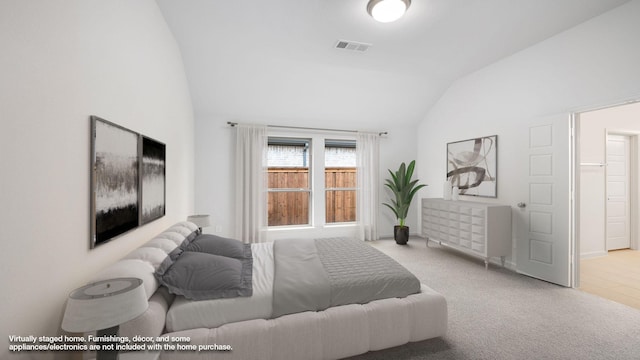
156;0;629;130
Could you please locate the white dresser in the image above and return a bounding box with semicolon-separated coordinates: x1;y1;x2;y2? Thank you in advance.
421;198;512;268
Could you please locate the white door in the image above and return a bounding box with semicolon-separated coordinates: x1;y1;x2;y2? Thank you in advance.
606;134;630;250
515;114;572;287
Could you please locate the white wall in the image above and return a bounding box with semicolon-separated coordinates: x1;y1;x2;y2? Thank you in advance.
0;1;194;359
416;0;640;264
194;115;419;241
579;102;640;258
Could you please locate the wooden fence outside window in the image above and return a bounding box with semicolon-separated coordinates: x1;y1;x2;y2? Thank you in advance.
268;167;356;226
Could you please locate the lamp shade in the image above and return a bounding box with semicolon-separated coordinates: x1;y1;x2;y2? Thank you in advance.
367;0;411;23
61;278;147;333
187;214;211;228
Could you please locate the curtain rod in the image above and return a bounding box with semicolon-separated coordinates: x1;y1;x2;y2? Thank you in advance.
227;121;387;136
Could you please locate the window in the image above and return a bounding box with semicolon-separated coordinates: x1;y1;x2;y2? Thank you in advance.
267;135;357;227
267;138;311;226
325;140;356;223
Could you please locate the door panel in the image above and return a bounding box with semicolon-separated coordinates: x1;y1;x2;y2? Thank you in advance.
606;135;630;250
516;114;571;287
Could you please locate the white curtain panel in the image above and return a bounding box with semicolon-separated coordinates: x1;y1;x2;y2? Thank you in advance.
234;124;268;243
356;132;380;241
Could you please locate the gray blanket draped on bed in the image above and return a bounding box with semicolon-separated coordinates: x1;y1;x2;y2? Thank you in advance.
272;238;421;318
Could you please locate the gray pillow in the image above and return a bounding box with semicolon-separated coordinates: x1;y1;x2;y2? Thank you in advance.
182;234;251;259
155;251;253;301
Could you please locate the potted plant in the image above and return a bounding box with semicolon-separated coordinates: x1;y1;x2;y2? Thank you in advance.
383;160;427;245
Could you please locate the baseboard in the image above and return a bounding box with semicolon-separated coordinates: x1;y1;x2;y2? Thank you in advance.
580;251;608;259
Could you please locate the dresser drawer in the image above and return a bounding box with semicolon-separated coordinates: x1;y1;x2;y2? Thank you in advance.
472;233;485;243
472;224;485;234
472;242;485;253
472;208;485;217
459;206;472;215
447;234;459;244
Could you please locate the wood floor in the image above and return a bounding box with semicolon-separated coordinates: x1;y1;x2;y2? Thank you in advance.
580;249;640;310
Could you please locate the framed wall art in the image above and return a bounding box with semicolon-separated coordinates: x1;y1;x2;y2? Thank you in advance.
446;135;497;198
90;116;166;248
91;116;140;248
140;136;166;225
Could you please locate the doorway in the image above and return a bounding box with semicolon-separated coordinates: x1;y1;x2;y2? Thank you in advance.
575;101;640;308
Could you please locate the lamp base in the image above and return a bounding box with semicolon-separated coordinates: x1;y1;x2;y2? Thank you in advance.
96;326;120;360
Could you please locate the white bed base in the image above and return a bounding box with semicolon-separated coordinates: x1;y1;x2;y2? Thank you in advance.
89;222;448;360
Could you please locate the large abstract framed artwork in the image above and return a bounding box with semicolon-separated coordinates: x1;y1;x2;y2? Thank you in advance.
447;135;497;198
140;136;166;225
91;116;140;248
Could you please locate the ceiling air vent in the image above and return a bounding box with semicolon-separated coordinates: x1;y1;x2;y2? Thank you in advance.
335;40;371;52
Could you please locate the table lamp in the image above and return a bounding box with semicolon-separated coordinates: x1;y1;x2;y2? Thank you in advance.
62;277;148;360
187;214;210;232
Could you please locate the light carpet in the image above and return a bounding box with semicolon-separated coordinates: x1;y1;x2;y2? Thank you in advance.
346;238;640;360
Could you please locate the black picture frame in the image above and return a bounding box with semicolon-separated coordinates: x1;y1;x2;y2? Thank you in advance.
446;135;498;198
140;136;166;225
90;116;140;248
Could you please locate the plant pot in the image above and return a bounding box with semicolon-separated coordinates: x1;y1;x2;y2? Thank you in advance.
394;225;409;245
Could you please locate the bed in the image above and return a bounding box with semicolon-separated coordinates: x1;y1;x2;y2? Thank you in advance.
88;222;448;360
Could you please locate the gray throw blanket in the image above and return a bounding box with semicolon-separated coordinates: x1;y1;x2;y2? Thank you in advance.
272;238;421;318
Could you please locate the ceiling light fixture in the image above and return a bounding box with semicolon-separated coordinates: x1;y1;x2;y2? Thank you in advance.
367;0;411;23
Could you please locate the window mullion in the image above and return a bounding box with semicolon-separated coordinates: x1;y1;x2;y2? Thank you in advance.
311;134;325;227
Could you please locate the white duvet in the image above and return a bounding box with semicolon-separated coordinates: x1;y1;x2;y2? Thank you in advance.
165;242;274;332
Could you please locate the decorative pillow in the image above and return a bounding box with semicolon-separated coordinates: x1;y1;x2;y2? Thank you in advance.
155;251;253;301
182;234;252;259
165;228;199;242
182;229;201;245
